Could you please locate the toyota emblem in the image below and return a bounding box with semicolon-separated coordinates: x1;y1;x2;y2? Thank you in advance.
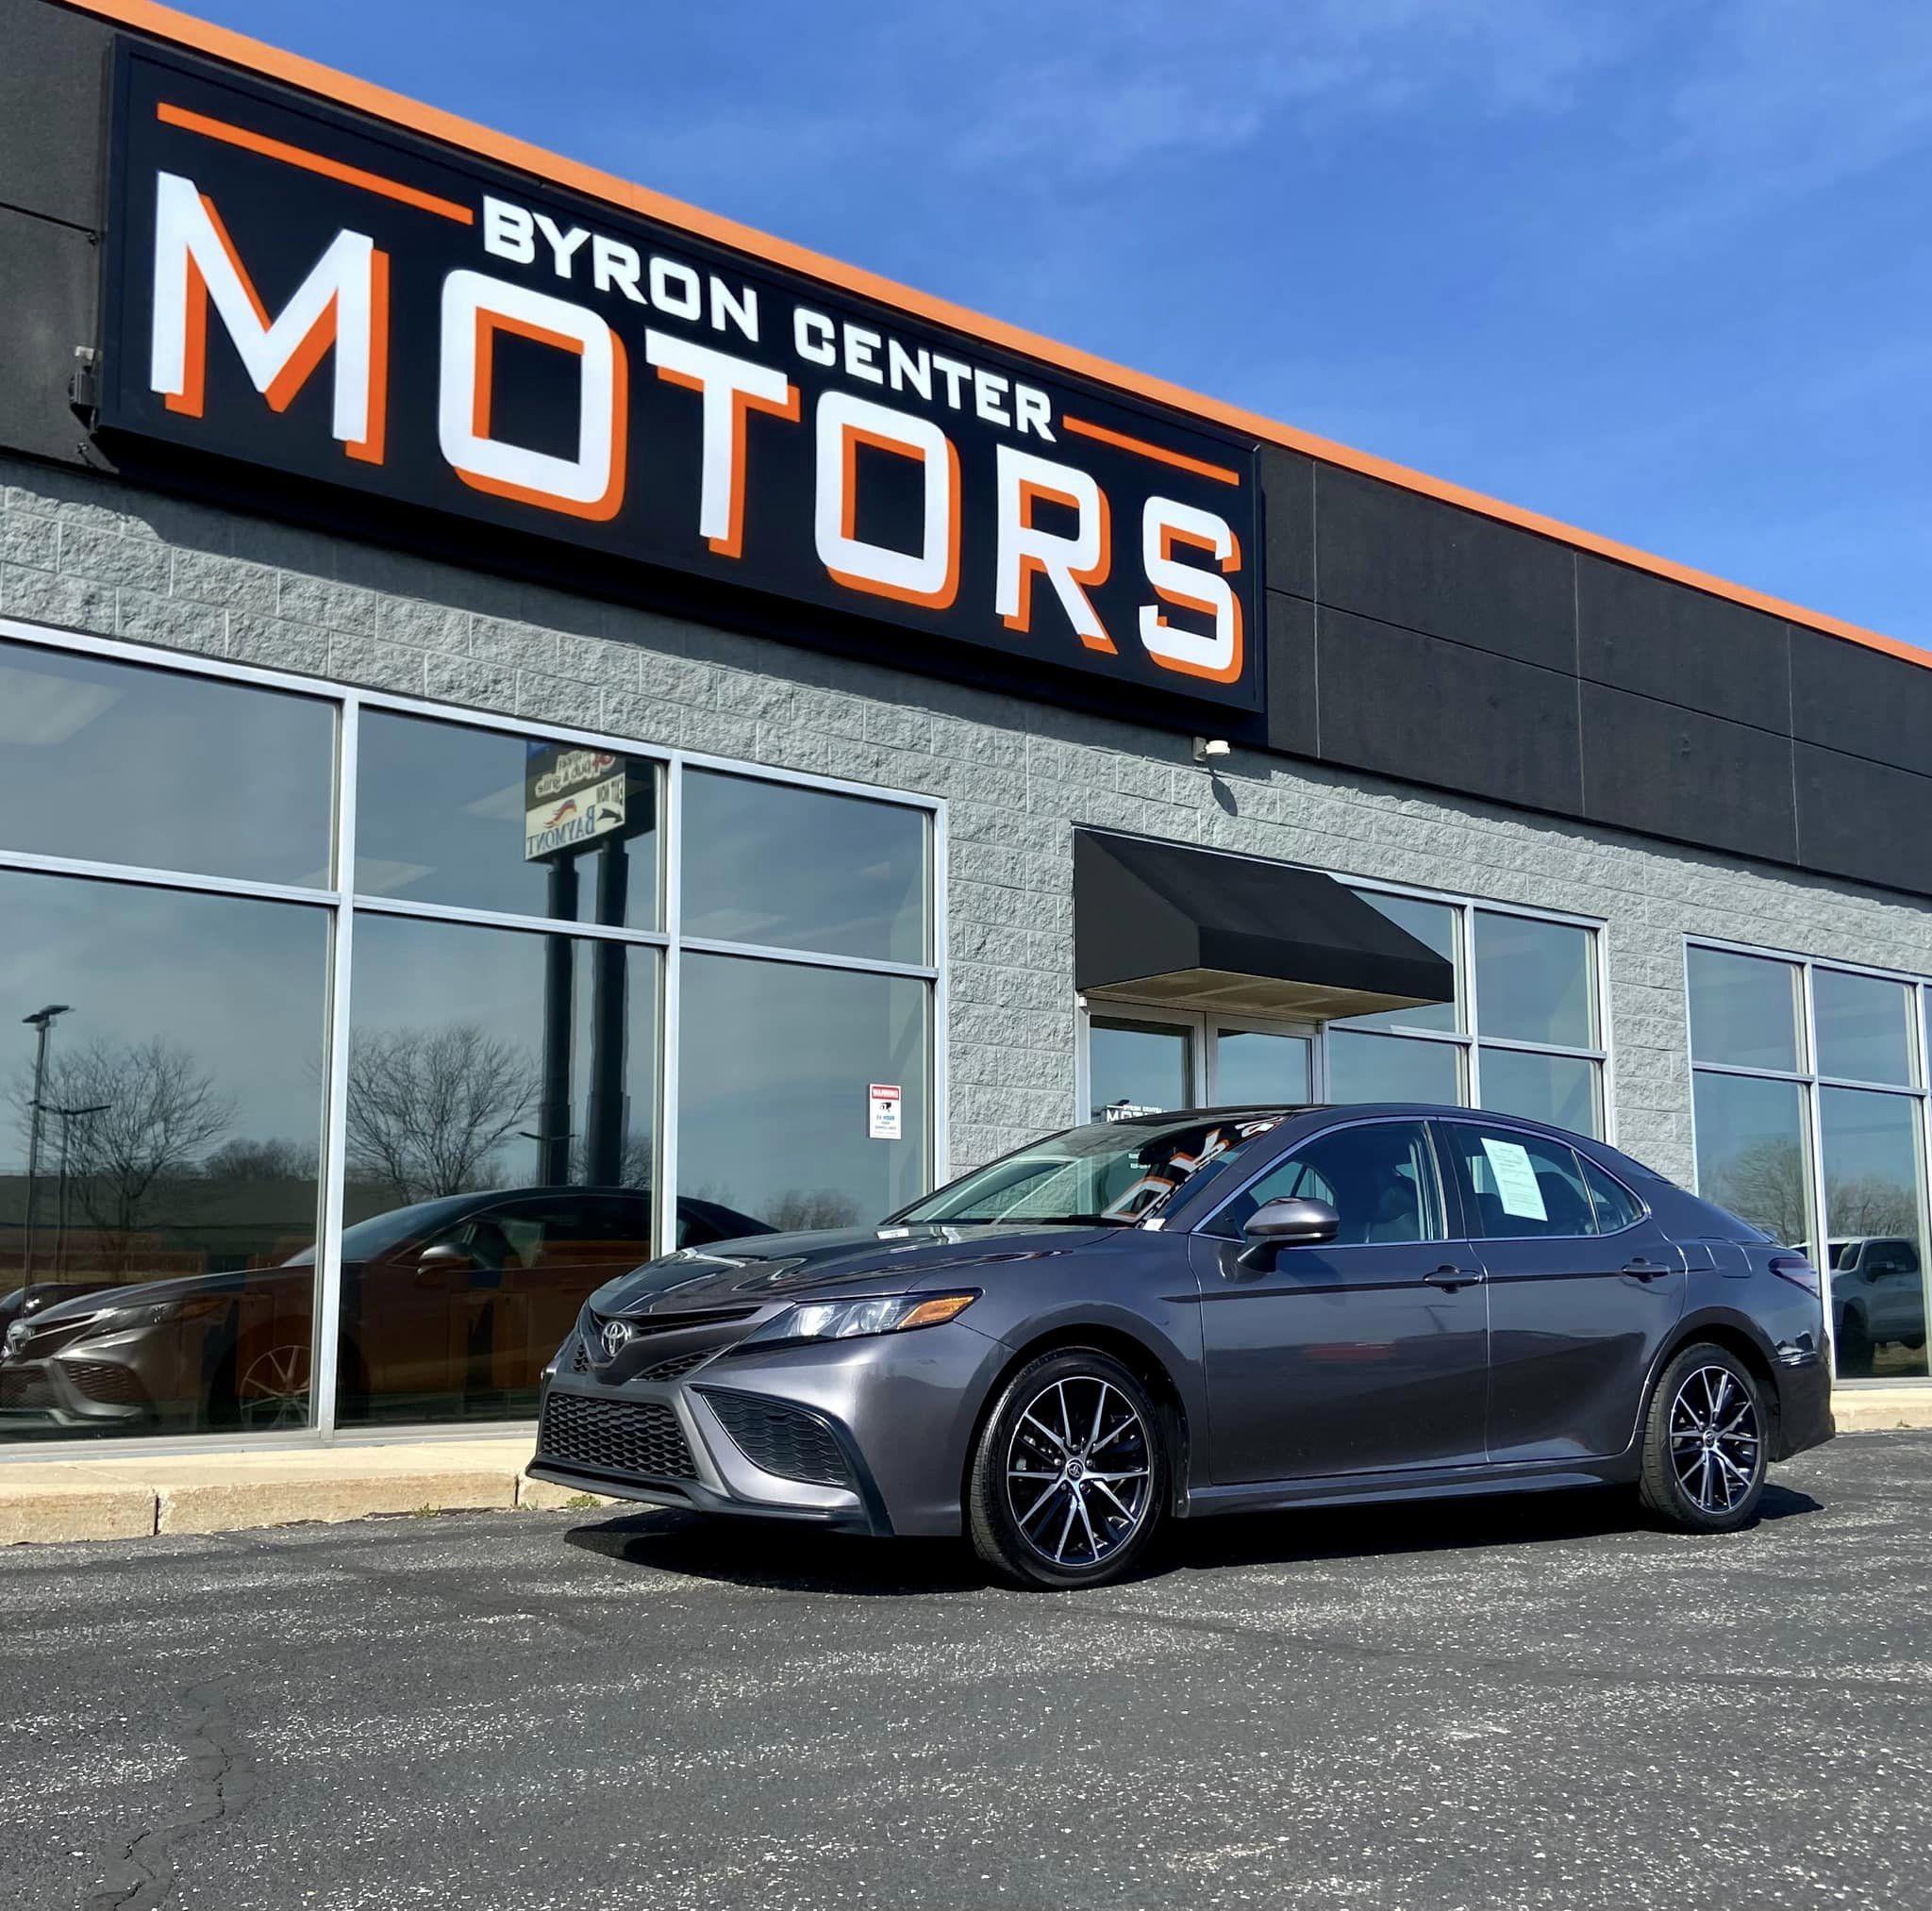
600;1319;636;1359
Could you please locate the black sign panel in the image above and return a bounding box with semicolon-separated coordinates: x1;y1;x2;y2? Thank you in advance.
98;45;1264;713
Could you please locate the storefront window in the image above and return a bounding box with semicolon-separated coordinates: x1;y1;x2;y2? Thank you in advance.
678;953;929;1229
1813;969;1915;1088
1087;1019;1191;1121
356;710;660;928
1474;911;1594;1050
0;637;334;887
0;872;329;1441
1337;893;1460;1034
1688;947;1802;1073
1478;1047;1598;1136
0;636;941;1448
1819;1088;1929;1380
1692;1072;1814;1255
1328;1029;1462;1105
1688;940;1932;1383
338;914;662;1427
682;770;928;964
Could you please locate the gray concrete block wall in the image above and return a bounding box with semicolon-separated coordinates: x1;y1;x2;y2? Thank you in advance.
5;449;1932;1188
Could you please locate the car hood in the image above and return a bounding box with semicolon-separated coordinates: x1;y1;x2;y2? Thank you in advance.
590;1221;1127;1316
14;1265;296;1327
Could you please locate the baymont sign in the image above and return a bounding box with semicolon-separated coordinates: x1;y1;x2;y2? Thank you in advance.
100;45;1265;713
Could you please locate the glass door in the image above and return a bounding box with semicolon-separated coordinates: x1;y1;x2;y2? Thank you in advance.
1081;1006;1319;1122
1086;1015;1196;1122
1210;1023;1315;1105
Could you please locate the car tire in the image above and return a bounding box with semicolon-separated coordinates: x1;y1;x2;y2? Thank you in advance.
967;1347;1167;1591
1637;1341;1768;1533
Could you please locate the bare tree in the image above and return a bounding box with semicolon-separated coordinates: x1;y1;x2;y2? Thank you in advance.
12;1036;233;1238
344;1023;539;1205
203;1137;318;1182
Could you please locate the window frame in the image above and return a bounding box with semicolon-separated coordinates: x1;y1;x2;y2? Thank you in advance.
0;617;946;1452
1685;933;1932;1388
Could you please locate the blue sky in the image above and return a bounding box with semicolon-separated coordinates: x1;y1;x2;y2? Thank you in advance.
192;0;1932;648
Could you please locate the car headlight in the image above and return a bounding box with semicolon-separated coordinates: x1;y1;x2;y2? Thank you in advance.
743;1291;978;1346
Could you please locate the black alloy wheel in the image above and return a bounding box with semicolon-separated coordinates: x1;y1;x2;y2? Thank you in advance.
967;1347;1166;1590
1638;1341;1768;1532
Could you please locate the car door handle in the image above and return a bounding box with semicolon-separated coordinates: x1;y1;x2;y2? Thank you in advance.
1424;1265;1484;1290
1622;1257;1670;1281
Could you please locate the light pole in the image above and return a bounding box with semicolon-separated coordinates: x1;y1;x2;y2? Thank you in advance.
38;1100;108;1280
19;1005;72;1303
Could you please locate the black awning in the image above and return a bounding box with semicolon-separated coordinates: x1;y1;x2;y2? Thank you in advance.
1074;830;1456;1021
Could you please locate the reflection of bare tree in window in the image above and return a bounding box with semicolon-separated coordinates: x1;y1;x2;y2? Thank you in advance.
1824;1175;1919;1240
345;1024;538;1205
1712;1136;1922;1247
767;1188;860;1231
569;1133;653;1189
203;1137;318;1182
1709;1138;1810;1244
10;1036;233;1238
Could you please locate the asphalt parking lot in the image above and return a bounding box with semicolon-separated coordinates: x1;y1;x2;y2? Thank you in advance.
2;1433;1928;1911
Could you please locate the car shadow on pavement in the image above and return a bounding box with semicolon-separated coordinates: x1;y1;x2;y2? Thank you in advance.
559;1480;1824;1597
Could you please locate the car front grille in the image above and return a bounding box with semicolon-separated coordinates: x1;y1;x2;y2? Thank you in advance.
702;1390;851;1488
538;1392;697;1482
65;1361;145;1405
638;1348;715;1383
0;1369;55;1410
569;1338;591;1374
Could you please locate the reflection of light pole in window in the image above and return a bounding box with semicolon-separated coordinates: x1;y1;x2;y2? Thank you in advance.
19;1004;73;1306
38;1101;108;1279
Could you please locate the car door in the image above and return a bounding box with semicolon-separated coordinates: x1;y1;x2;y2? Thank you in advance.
1435;1119;1686;1463
1188;1117;1490;1483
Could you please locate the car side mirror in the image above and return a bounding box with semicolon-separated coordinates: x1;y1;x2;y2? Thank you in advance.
1237;1197;1340;1270
415;1241;475;1283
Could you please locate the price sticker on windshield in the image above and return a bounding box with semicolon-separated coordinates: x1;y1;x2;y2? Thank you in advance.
869;1084;903;1142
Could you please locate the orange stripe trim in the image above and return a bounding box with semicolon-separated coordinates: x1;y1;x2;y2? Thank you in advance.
1060;414;1241;487
156;100;473;223
68;0;1927;671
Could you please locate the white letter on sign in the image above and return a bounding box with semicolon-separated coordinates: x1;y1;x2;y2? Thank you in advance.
813;391;959;610
150;171;388;463
1139;497;1243;685
646;331;798;559
438;269;627;521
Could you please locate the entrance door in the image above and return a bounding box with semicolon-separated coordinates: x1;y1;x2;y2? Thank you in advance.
1082;1005;1316;1122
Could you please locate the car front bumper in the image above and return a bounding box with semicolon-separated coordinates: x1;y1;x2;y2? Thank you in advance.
529;1319;1012;1537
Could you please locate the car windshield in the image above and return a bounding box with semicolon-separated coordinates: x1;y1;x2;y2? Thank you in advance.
896;1113;1288;1226
281;1193;488;1266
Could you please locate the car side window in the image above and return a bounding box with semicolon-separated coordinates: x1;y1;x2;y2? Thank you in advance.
1208;1121;1442;1245
1447;1125;1599;1239
1578;1156;1644;1233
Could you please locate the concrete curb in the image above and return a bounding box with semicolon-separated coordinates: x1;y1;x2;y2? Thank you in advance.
0;1397;1924;1546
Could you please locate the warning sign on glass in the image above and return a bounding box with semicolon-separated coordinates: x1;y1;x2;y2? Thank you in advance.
868;1084;902;1142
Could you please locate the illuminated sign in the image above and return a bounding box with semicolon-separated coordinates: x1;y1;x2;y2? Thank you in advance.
98;45;1264;713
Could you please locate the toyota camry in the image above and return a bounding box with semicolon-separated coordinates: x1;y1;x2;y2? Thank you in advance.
527;1104;1834;1589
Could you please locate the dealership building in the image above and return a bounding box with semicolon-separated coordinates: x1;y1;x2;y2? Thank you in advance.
0;0;1928;1462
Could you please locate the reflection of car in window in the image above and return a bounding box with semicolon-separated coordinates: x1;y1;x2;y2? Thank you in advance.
1826;1236;1928;1376
0;1188;771;1436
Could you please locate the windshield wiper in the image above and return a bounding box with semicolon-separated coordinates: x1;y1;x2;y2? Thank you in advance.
923;1213;1139;1226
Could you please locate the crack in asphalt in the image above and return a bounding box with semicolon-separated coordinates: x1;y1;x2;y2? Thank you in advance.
84;1672;255;1911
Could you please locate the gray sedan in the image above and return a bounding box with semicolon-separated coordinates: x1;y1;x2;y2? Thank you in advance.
528;1103;1834;1589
